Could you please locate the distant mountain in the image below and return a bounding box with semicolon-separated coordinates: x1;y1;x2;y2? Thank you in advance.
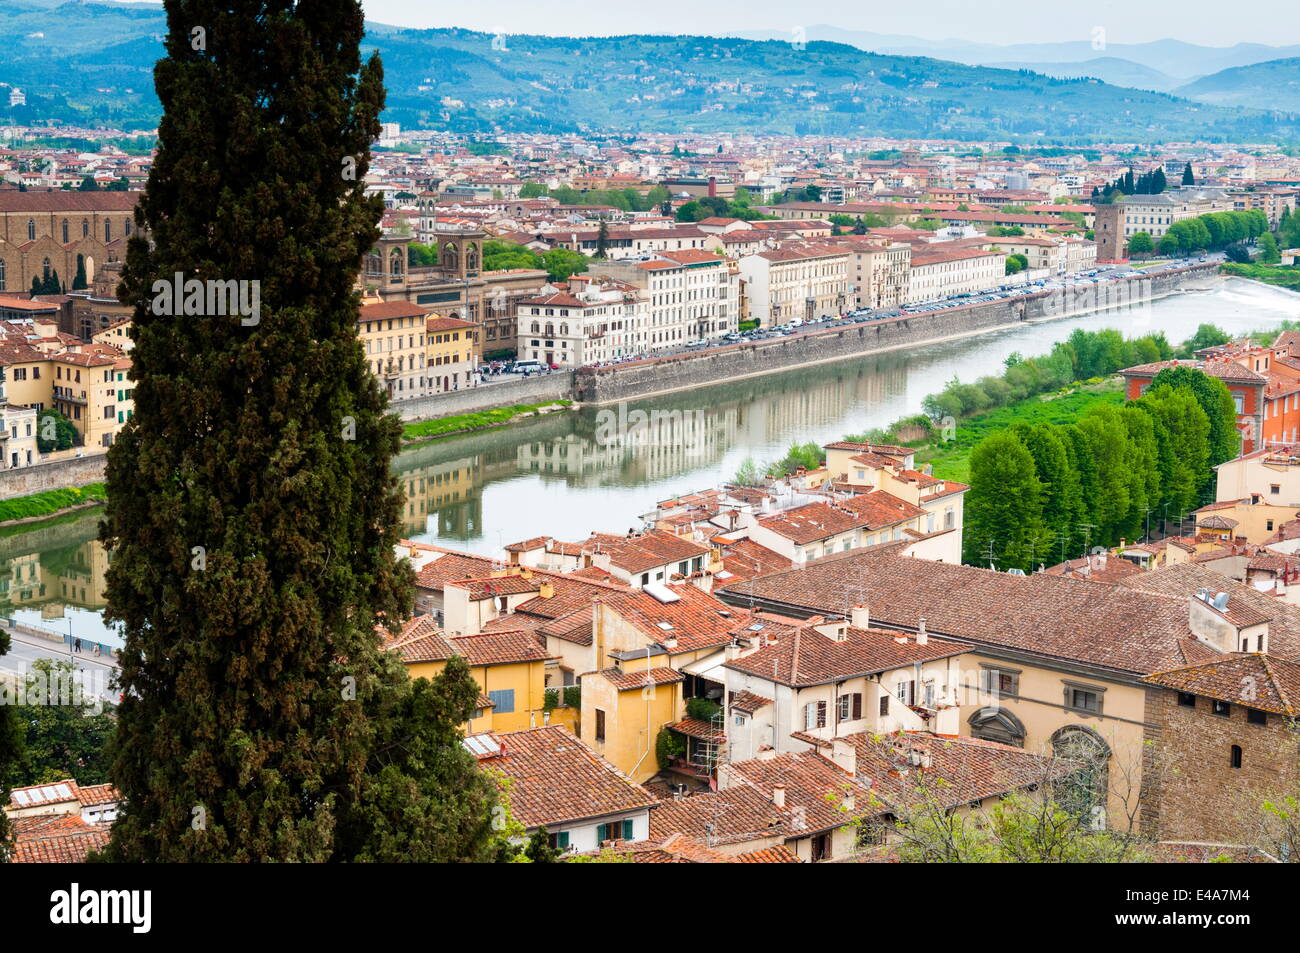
1174;58;1300;112
982;58;1180;93
731;26;1300;83
2;4;1297;141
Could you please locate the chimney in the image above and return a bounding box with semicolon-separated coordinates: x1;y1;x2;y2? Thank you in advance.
538;580;554;599
916;618;928;645
851;605;870;630
771;784;786;808
661;633;678;650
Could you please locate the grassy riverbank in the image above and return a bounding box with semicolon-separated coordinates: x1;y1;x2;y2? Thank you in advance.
1220;262;1300;291
402;400;572;444
916;379;1124;484
0;483;107;525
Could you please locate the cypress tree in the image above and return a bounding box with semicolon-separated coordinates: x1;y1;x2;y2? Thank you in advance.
99;0;497;862
0;618;19;862
73;254;88;291
1182;162;1195;186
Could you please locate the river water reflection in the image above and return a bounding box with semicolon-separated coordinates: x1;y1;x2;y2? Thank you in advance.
4;277;1297;645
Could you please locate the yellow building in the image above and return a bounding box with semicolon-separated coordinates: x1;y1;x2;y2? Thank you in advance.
52;349;131;449
579;584;745;783
384;616;556;734
357;299;430;400
426;314;478;393
0;341;52;411
582;667;684;785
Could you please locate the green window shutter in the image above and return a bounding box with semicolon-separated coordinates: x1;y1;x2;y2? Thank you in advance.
556;831;569;848
622;818;634;840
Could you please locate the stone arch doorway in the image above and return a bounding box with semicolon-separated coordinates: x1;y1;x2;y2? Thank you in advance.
1051;725;1111;825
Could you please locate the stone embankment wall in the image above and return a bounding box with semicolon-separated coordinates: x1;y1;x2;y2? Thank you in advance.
574;262;1220;404
0;454;106;501
392;371;574;421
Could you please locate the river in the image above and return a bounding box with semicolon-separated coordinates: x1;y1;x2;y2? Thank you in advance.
4;277;1298;649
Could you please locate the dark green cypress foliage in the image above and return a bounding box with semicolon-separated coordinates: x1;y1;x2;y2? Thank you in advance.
0;622;19;862
98;0;496;862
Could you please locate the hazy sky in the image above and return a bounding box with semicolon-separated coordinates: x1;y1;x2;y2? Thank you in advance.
356;0;1298;46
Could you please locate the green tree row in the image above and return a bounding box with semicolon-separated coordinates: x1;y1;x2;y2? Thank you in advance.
921;328;1175;424
963;366;1238;571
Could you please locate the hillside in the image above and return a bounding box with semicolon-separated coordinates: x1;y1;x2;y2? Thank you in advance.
1174;57;1300;112
733;26;1300;79
0;3;1297;141
983;57;1181;93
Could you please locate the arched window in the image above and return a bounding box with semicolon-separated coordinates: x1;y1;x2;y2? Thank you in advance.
124;219;132;236
1051;726;1111;824
466;242;479;271
82;219;89;238
0;259;6;292
27;219;36;241
442;242;459;272
967;707;1026;748
560;324;568;336
1230;745;1243;769
105;221;112;243
389;247;404;278
62;220;69;244
365;251;382;276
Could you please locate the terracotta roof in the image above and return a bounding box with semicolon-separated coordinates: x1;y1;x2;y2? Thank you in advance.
11;814;111;863
1141;654;1300;715
599;585;740;654
381;615;455;663
729;689;773;713
483;725;657;829
721;550;1209;676
358;300;430;322
414;552;499;590
449;630;555;666
724;623;967;688
1120;563;1300;661
667;717;725;743
0;191;138;212
756;501;863;545
736;845;801;863
593;666;685;691
649;784;798;846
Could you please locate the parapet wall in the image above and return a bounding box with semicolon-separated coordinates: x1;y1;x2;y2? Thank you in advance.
575;262;1219;404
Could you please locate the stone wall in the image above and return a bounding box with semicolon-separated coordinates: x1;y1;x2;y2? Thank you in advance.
392;371;574;421
575;262;1220;405
1144;684;1297;845
0;454;107;501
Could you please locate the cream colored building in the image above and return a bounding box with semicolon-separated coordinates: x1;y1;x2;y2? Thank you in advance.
515;275;647;367
844;239;911;310
738;243;850;325
600;249;738;348
906;246;1006;303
